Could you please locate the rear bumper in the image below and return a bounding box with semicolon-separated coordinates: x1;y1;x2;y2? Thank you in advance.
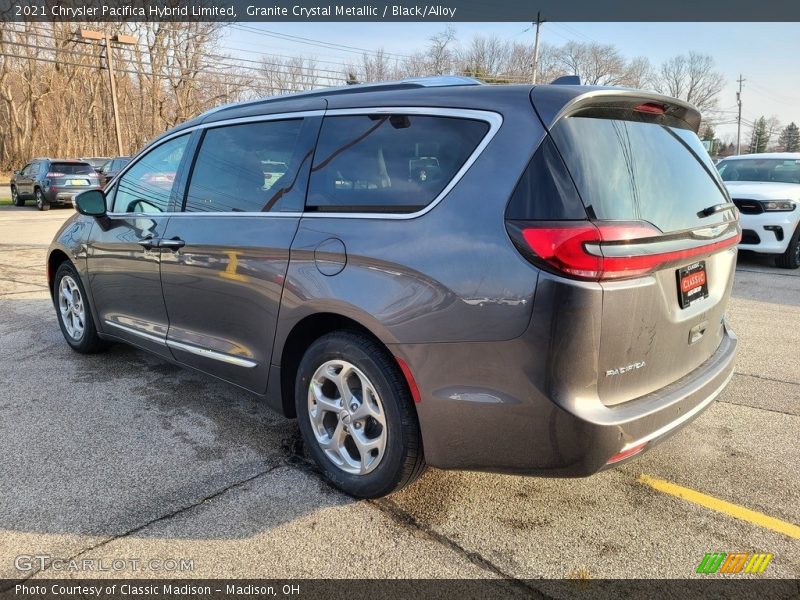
395;325;737;476
44;187;100;205
579;325;737;474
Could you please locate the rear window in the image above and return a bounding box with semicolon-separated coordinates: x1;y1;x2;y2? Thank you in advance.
51;163;95;175
550;117;729;232
718;158;800;184
307;114;489;213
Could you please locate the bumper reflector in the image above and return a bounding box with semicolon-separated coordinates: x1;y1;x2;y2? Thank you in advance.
607;442;648;465
395;356;422;403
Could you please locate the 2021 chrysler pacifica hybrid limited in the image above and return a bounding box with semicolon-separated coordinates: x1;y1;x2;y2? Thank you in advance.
48;77;740;498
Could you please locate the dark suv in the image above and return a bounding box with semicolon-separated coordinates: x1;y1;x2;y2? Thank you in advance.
11;159;100;210
48;78;740;498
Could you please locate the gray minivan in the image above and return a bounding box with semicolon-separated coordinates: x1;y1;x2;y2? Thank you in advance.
48;78;740;498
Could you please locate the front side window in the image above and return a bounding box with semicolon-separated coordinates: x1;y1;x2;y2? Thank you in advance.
113;134;190;213
307;114;489;213
184;119;308;213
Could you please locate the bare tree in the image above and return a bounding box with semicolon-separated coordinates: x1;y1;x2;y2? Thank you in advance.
653;52;724;113
620;56;654;89
553;42;627;86
427;26;456;75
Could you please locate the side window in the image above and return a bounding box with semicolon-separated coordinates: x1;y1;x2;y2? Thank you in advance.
23;162;37;176
184;119;308;213
307;114;490;213
113;134;190;213
505;136;587;221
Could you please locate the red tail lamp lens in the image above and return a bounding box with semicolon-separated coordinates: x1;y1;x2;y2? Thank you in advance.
520;222;740;281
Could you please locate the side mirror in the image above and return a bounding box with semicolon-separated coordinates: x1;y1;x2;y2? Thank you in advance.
74;189;107;217
13;170;21;176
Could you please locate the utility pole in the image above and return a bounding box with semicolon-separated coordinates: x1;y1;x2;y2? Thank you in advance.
80;29;137;156
736;74;745;155
531;12;544;84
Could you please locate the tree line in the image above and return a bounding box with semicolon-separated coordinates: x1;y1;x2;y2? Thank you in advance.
0;21;742;171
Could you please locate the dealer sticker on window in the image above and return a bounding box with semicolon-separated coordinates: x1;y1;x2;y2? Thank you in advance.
677;261;709;308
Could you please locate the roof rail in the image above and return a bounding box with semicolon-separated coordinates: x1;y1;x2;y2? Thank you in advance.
199;75;485;120
550;75;582;85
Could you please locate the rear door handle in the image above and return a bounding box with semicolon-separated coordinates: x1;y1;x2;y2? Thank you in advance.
159;237;186;250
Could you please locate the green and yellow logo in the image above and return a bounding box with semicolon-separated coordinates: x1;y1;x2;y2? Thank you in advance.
696;552;773;574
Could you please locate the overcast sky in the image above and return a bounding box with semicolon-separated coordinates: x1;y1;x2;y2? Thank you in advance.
222;22;799;140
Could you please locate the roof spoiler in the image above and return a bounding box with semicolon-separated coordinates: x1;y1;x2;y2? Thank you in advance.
531;86;703;132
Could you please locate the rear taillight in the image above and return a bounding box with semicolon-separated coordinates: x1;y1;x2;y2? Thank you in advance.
513;221;740;281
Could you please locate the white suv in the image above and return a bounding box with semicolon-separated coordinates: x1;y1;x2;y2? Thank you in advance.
717;152;800;268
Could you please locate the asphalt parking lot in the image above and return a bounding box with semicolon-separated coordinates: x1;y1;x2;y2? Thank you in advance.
0;204;797;583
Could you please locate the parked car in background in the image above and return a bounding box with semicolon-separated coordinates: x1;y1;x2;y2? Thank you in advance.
80;157;111;173
10;159;100;210
98;156;131;187
717;153;800;268
48;78;739;498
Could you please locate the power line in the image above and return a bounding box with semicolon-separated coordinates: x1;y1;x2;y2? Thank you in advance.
230;24;416;61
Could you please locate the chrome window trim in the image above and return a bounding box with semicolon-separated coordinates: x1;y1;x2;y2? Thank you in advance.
104;107;502;221
303;107;502;220
104;320;257;368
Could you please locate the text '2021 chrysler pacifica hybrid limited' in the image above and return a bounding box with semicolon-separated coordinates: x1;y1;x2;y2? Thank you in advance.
48;77;739;498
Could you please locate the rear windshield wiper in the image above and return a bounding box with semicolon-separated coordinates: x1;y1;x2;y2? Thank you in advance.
699;202;737;218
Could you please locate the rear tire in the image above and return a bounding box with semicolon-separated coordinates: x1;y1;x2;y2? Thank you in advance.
11;186;24;207
35;188;50;211
775;224;800;269
295;331;426;498
54;262;105;354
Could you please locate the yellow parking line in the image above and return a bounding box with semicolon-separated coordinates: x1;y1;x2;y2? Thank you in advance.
638;475;800;539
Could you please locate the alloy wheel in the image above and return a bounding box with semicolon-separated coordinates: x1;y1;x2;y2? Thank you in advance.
58;275;86;341
307;359;387;475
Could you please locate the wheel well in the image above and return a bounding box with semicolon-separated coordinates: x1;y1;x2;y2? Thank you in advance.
47;250;71;296
279;313;386;418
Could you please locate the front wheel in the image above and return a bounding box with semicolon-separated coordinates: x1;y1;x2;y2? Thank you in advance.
35;189;50;211
54;262;105;353
295;331;426;498
775;224;800;269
